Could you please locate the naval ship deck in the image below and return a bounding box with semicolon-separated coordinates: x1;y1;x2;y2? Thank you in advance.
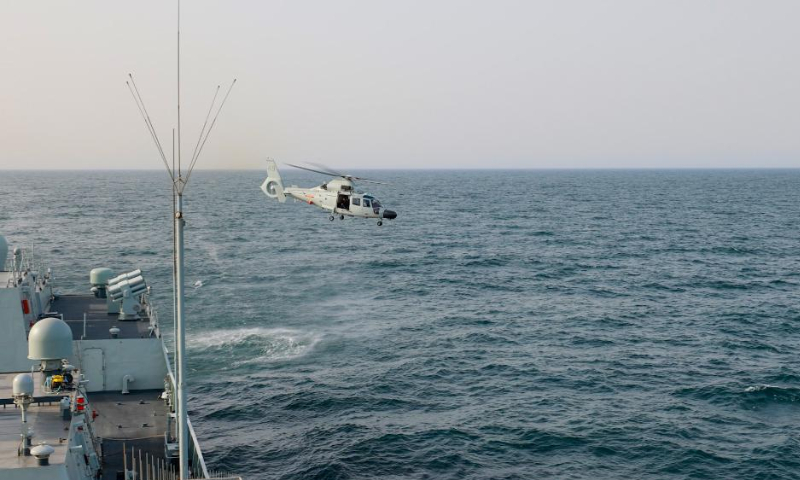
13;294;172;479
92;390;171;480
1;294;219;478
0;372;68;470
0;381;171;479
50;295;173;479
51;295;156;340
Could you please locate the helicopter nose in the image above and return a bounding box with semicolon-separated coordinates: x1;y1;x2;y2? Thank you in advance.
382;209;397;220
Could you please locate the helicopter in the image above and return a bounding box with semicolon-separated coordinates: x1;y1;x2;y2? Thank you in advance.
260;159;398;226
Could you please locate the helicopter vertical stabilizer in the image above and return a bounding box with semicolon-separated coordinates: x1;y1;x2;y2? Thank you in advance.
261;159;286;203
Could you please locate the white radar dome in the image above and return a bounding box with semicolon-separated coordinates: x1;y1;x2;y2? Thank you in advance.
28;317;73;360
90;267;115;286
0;235;7;269
12;373;34;397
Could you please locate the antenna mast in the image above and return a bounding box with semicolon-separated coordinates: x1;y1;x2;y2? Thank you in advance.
177;0;182;180
125;0;235;478
174;0;189;478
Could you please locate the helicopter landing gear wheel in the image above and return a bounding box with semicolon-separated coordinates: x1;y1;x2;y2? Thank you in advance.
377;220;383;226
329;215;335;221
339;214;344;220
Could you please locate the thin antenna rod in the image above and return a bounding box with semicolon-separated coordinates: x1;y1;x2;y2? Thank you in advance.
184;79;237;184
129;75;171;168
189;85;221;167
191;79;236;168
177;0;181;178
126;80;161;158
172;129;176;179
126;79;172;179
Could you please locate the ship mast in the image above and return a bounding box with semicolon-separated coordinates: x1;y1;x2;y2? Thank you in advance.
175;0;187;476
175;186;187;480
126;1;235;478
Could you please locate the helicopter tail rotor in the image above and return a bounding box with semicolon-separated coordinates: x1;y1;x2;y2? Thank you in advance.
261;158;286;203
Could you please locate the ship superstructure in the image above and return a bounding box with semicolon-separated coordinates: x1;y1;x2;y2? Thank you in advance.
0;236;235;479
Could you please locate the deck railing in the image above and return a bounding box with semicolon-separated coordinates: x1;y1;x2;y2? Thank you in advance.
162;339;212;479
125;443;240;480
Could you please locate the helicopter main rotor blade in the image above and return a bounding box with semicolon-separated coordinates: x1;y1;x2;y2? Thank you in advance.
289;162;390;185
308;162;348;178
285;163;342;177
308;162;389;183
357;179;388;185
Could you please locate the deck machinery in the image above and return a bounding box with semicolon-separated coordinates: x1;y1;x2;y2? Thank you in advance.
0;236;239;480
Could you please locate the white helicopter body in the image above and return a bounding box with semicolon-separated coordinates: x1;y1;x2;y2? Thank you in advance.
261;159;398;225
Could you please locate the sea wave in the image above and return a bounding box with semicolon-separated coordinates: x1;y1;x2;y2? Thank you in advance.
189;327;322;364
742;384;800;404
8;170;800;480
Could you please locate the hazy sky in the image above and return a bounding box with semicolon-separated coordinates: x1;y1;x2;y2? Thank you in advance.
1;1;798;170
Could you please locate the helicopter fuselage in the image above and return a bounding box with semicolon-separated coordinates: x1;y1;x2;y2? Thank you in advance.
261;160;397;225
284;183;386;219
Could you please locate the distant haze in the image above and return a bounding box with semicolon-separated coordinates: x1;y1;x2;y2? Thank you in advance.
1;1;798;170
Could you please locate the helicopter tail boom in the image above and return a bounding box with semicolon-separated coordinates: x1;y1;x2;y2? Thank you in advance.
261;158;286;203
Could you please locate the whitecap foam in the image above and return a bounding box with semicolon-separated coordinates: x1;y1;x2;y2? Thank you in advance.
189;327;321;363
744;384;780;393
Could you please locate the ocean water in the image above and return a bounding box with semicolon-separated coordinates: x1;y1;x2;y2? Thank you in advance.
2;169;800;480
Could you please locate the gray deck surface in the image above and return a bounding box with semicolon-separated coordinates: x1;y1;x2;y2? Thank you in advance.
0;372;70;469
50;295;153;340
91;390;168;441
1;381;174;477
90;390;172;480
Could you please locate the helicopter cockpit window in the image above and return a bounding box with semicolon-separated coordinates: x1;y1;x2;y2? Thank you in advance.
372;199;382;208
352;198;361;206
363;199;371;207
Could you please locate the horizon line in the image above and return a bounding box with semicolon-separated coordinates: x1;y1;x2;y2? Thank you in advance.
2;167;800;172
